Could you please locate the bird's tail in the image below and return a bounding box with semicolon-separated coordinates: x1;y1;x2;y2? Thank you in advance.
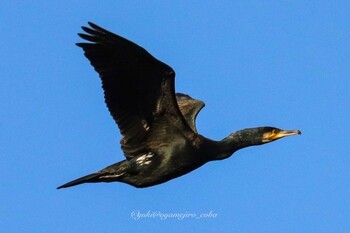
57;172;106;189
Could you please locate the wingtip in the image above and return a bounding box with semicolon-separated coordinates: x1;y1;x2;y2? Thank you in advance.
81;26;93;34
75;42;85;48
80;22;95;29
88;21;95;27
87;22;102;31
77;32;86;38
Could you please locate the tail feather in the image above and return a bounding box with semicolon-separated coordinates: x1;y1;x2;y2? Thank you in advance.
57;172;106;189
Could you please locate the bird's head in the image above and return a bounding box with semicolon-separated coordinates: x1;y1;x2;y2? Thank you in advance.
229;126;301;146
212;126;301;161
260;127;301;143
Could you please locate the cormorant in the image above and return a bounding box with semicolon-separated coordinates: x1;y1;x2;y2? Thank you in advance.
58;22;301;189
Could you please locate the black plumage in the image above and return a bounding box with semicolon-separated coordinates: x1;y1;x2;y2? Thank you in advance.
58;22;300;189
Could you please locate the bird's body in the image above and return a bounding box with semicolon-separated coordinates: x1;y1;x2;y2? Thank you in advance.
58;22;300;189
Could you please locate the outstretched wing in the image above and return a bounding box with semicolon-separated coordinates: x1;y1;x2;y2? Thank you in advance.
77;22;191;159
176;93;205;133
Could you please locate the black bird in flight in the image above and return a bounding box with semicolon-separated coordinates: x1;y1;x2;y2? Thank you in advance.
58;22;301;189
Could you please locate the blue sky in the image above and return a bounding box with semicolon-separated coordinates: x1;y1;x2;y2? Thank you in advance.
2;1;349;232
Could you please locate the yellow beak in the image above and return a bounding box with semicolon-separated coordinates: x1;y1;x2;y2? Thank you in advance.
270;129;301;141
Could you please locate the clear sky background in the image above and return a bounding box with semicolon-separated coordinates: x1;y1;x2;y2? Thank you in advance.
2;1;349;232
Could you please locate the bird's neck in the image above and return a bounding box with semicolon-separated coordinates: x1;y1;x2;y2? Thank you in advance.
205;130;263;161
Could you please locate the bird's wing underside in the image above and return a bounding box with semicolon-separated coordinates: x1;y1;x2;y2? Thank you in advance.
176;93;205;133
77;22;193;159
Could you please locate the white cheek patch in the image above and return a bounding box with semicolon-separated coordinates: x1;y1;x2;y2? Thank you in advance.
262;132;271;143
